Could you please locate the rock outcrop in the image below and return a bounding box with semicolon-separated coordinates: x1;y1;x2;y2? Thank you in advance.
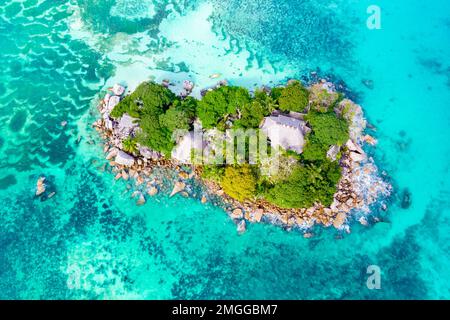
115;151;135;167
36;177;46;196
170;181;186;197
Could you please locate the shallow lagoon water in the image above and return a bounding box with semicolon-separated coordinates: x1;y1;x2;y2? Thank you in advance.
0;0;449;299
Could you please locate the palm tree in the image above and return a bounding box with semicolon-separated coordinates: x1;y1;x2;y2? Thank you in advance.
122;138;138;155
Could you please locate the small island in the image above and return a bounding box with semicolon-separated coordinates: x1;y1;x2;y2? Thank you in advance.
93;78;391;235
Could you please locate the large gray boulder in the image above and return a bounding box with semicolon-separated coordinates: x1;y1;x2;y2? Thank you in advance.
139;146;162;160
117;114;138;138
107;95;121;111
112;84;125;96
115;150;135;167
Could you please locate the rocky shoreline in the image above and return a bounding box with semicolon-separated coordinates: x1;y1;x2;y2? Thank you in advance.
93;81;392;236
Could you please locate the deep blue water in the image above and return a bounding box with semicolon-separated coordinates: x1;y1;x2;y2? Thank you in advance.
0;0;448;299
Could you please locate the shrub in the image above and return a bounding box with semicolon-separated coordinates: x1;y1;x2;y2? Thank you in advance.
197;86;251;128
177;96;198;119
309;83;341;113
302;111;349;161
234;100;270;129
201;165;225;183
264;161;341;208
110;82;176;119
159;106;191;132
122;137;138;155
136;114;174;157
302;136;328;162
277;81;309;112
270;87;284;101
221;165;257;202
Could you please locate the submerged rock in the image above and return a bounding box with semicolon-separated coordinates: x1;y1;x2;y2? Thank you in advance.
231;208;243;219
106;148;118;160
363;134;377;146
178;171;189;180
359;216;368;226
303;232;313;239
362;79;374;89
136;193;146;206
401;188;412;209
209;73;222;79
170;181;186;197
237;220;246;234
147;186;158;196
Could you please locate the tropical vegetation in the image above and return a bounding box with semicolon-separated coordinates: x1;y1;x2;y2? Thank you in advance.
110;80;351;208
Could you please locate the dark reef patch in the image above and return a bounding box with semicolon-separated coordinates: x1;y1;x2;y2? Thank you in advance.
401;188;412;209
0;174;17;190
8;110;27;132
210;0;356;70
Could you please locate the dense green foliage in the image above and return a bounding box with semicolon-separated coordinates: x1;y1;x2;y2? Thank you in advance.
159;105;191;132
122;137;138;155
309;84;342;113
302;111;349;161
197;86;251;129
265;160;341;208
110;82;176;118
110;81;350;208
201;165;225;183
233;90;276;129
234;101;269;129
221;165;258;202
111;83;198;156
136;114;174;157
277;81;309;112
270;87;284;101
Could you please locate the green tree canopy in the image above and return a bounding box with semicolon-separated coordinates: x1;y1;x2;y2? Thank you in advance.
234;100;270;129
136;114;174;157
122;137;138;155
264;161;341;208
111;82;176;119
277;81;309;112
197;86;251;129
302;111;349;162
159;105;191;132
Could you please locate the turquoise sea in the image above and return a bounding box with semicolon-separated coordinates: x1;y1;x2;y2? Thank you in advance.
0;0;449;299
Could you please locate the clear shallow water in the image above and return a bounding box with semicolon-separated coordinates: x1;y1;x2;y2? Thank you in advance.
0;0;449;299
